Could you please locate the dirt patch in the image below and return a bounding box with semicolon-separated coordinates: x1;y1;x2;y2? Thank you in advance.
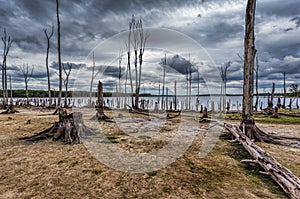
0;108;298;198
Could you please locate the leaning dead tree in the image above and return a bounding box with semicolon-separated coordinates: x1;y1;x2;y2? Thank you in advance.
1;28;13;106
43;24;54;107
19;64;34;106
204;119;300;199
125;16;134;108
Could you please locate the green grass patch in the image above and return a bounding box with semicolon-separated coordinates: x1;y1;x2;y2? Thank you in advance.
254;114;300;124
224;111;300;124
92;169;103;175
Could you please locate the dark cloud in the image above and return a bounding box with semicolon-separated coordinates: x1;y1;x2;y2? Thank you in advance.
291;16;300;28
102;66;125;78
0;0;299;93
13;36;43;52
160;55;198;75
50;62;86;70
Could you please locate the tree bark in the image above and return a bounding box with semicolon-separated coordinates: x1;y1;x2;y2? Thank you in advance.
242;0;256;118
254;55;259;111
95;81;109;120
223;122;300;199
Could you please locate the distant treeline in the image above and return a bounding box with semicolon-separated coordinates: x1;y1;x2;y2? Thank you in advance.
1;90;152;98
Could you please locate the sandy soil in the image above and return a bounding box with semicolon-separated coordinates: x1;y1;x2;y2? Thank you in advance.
0;108;299;198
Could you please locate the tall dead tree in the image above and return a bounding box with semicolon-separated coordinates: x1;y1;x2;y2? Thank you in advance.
19;64;34;105
136;17;148;110
188;56;192;110
43;25;54;107
62;63;72;108
161;54;166;110
132;16;139;109
1;28;13;105
56;0;62;107
117;48;123;108
282;72;286;109
89;52;100;107
125;17;134;108
241;0;257;139
254;55;259;111
174;80;177;110
219;61;231;112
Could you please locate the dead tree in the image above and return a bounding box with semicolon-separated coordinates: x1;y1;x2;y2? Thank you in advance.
1;28;13;106
254;55;259;111
20;111;89;144
174;80;177;110
161;54;166;110
62;63;72;108
135;17;148;110
19;64;34;106
240;0;257;140
95;80;109;120
89;52;100;107
56;0;62;107
125;17;134;108
204;119;300;199
219;61;231;112
43;25;54;107
282;72;286;109
117;48;123;108
188;56;192;110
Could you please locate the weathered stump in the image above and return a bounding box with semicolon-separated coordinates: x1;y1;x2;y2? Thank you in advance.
20;111;89;144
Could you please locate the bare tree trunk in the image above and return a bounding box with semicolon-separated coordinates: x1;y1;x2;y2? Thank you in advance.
89;52;99;107
270;82;275;109
241;0;257;139
118;49;123;109
62;63;72;108
19;64;34;106
254;55;259;111
44;25;54;107
174;80;177;110
126;18;134;108
1;28;12;106
56;0;62;108
283;72;286;109
9;75;12;105
161;54;166;110
96;81;109;120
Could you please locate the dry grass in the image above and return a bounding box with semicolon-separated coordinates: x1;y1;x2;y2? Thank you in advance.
0;108;299;198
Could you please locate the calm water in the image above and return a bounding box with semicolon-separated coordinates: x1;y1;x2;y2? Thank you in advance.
13;95;300;111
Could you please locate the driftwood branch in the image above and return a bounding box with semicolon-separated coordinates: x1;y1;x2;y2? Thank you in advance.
202;119;300;199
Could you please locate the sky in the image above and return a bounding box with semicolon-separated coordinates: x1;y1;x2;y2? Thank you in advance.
0;0;299;95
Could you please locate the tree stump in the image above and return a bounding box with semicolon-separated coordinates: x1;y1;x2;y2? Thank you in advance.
20;111;89;144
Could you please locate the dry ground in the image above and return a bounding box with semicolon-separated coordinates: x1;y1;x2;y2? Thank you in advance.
0;108;299;198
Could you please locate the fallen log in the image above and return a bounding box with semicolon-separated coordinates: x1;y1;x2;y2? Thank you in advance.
1;105;19;114
202;119;300;199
